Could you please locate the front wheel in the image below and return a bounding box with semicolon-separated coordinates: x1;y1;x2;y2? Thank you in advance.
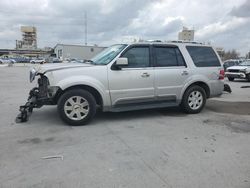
57;89;96;126
181;85;206;114
247;74;250;82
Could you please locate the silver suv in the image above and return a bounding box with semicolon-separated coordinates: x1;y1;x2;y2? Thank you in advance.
17;42;225;125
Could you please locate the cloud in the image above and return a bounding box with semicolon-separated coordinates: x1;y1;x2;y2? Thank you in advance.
196;17;249;39
0;0;249;55
230;0;250;18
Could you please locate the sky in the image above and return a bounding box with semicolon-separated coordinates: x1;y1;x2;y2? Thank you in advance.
0;0;249;55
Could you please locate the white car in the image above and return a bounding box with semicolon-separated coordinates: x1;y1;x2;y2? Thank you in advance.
225;60;250;81
30;58;46;64
17;42;225;125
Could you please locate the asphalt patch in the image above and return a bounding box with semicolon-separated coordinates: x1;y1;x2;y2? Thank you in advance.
206;100;250;115
18;137;55;144
203;118;250;133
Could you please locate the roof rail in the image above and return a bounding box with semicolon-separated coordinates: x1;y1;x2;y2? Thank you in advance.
168;40;203;45
145;39;162;42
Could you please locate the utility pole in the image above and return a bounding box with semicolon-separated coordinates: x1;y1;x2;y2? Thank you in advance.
84;11;87;46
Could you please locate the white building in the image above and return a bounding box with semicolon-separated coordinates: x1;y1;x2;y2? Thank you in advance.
178;27;195;41
54;44;106;60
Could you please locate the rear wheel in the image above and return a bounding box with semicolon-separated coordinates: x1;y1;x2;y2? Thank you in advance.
228;77;234;81
181;85;206;114
57;89;96;126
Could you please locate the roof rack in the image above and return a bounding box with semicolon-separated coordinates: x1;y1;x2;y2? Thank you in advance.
145;39;162;42
168;40;203;45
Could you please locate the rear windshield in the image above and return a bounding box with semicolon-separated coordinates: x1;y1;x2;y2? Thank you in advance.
186;46;221;67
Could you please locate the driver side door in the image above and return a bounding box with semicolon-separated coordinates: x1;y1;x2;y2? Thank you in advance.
108;45;155;108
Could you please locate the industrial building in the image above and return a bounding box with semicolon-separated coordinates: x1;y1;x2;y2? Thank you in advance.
16;26;37;50
178;27;195;41
54;44;106;60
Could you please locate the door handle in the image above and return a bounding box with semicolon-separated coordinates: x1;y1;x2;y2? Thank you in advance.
181;70;189;76
141;72;150;77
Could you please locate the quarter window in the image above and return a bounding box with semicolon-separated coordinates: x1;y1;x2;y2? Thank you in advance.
186;46;221;67
122;47;150;68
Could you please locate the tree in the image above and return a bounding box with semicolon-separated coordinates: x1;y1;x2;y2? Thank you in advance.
223;49;240;61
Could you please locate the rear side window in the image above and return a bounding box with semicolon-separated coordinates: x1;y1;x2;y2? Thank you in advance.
154;46;186;67
186;46;221;67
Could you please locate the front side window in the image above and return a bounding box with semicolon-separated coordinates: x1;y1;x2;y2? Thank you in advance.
186;46;221;67
121;46;150;68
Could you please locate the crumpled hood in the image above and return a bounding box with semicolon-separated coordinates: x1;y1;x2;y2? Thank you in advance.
35;63;93;74
227;66;249;70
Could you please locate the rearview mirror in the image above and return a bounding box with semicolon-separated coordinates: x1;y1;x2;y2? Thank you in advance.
116;57;128;66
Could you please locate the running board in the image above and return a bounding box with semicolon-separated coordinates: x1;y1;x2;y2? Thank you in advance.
110;102;178;112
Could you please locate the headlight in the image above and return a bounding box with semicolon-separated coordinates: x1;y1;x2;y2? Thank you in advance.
29;68;37;83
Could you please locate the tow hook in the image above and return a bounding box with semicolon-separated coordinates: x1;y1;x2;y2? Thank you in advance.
15;88;39;123
224;83;232;93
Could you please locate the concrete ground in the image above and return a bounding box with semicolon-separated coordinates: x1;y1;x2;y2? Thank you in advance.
0;65;250;188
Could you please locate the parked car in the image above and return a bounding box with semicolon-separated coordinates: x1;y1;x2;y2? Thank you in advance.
30;58;46;64
0;58;16;64
13;57;30;63
223;59;242;71
225;60;250;81
52;58;62;63
70;59;84;63
64;58;84;63
17;42;225;126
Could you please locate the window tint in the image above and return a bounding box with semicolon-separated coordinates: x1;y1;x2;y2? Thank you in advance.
122;47;149;68
186;46;221;67
175;48;186;66
154;47;186;67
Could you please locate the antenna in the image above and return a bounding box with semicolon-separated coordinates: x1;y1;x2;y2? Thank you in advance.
84;11;87;45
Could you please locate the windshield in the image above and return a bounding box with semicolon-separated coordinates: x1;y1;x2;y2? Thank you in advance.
91;44;127;65
239;61;250;66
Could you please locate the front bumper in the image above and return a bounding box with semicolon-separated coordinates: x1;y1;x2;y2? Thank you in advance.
16;75;59;123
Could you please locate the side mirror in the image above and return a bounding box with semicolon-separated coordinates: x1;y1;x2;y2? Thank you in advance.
116;57;128;66
111;57;128;70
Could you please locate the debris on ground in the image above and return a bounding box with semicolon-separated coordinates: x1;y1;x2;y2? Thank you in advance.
41;155;64;160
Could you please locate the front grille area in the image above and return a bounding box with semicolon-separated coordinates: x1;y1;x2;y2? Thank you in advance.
228;69;239;73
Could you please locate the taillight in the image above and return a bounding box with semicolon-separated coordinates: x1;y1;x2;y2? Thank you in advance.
219;69;224;80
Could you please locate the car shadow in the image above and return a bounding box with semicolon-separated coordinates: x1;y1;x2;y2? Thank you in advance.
28;106;188;126
94;106;187;123
22;100;250;127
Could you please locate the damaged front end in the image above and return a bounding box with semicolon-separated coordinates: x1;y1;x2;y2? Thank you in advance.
16;68;59;123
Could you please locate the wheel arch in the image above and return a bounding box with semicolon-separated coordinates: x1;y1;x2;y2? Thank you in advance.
181;81;210;99
54;85;103;109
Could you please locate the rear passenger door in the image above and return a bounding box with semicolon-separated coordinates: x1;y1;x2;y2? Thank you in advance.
153;45;190;102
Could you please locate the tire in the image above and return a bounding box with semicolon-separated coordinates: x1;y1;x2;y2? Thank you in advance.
181;85;206;114
247;74;250;82
228;77;234;81
57;89;96;126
